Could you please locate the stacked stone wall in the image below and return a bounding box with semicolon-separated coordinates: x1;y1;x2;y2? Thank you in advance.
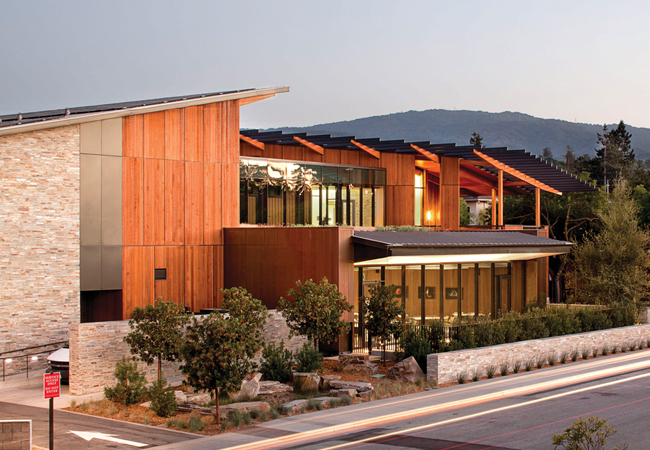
427;324;650;385
0;126;80;374
69;310;307;395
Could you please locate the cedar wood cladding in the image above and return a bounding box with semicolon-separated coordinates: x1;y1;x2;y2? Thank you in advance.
121;101;239;317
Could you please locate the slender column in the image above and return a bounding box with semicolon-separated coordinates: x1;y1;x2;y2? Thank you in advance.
498;169;504;227
491;189;497;227
535;187;541;227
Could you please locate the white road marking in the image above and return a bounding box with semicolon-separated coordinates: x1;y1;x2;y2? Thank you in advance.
70;430;148;447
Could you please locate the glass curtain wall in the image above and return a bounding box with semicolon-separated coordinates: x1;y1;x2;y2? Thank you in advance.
240;158;386;226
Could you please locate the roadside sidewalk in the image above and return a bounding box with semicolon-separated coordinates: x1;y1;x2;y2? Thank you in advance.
0;377;104;409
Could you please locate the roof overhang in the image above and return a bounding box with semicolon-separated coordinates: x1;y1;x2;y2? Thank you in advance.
0;86;289;137
354;249;569;267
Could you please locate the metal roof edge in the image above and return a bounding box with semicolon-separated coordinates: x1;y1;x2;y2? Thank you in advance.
0;87;290;137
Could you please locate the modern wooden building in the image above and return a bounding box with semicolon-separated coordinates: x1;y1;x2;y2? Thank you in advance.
0;87;595;355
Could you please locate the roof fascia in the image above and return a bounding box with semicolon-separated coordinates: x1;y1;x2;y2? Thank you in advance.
0;86;289;137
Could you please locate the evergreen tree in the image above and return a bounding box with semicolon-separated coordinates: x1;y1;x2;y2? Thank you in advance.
569;178;650;308
595;121;635;190
470;132;483;147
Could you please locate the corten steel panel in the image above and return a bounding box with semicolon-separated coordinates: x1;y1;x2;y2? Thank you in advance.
102;246;123;290
102;155;122;246
204;163;223;245
184;106;204;162
240;141;263;158
80;246;102;291
122;157;144;245
80;121;101;155
143;111;165;159
144;159;165;245
164;109;184;160
184;162;204;245
122;115;144;158
101;118;122;156
164;160;185;245
80;154;102;246
222;100;240;165
323;148;341;165
222;164;239;228
203;103;221;163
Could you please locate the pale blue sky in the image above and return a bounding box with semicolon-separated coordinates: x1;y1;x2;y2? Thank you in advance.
2;1;649;129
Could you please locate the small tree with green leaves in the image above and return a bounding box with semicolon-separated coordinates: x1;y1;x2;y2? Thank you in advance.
278;277;353;349
552;416;627;450
104;356;148;406
124;298;189;380
362;284;404;365
180;287;267;423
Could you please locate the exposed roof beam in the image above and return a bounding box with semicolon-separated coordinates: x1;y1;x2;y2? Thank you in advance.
410;144;439;163
239;94;275;105
351;139;381;159
473;149;562;195
240;134;265;151
293;135;324;155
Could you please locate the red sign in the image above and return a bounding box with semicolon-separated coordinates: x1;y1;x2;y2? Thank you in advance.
44;373;60;399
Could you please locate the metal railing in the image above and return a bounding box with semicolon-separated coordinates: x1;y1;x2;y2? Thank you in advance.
1;341;67;382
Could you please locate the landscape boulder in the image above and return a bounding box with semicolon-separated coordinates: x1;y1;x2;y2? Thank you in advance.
341;362;379;375
337;353;369;371
332;388;357;398
258;381;293;395
328;380;373;392
293;372;321;394
186;392;212;405
232;373;262;400
387;356;425;383
218;401;270;420
320;375;342;390
174;390;187;404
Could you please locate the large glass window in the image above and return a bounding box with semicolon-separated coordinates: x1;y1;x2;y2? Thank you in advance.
240;158;386;226
415;171;424;226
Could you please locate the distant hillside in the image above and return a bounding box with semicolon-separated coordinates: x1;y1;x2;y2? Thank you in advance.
273;110;650;160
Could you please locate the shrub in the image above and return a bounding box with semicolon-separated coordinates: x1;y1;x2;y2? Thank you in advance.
104;356;147;406
593;347;599;358
270;405;280;419
148;377;177;417
486;364;497;379
328;398;341;408
166;418;189;430
551;416;626;450
294;341;323;373
260;340;294;383
500;362;509;376
188;413;204;432
525;359;534;371
547;353;557;366
471;369;481;382
228;410;243;427
307;399;323;411
570;349;579;362
500;311;523;343
560;352;568;364
536;356;546;369
601;345;610;356
513;361;522;373
340;394;352;406
397;329;432;373
456;372;467;384
581;347;590;360
458;326;477;349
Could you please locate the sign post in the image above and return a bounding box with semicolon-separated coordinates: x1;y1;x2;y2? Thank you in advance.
44;373;60;450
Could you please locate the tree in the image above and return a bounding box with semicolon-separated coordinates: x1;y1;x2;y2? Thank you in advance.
470;132;483;147
278;277;353;348
595;121;635;191
124;298;189;380
459;198;474;226
551;416;627;450
180;287;267;423
362;284;404;365
543;147;554;160
569;178;650;308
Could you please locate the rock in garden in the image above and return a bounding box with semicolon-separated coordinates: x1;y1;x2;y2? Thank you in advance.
332;389;357;398
174;390;187;404
280;399;309;414
320;375;342;390
218;401;270;420
387;356;425;383
232;373;262;400
293;372;321;394
329;380;373;392
341;362;379;375
186;392;212;405
337;354;369;371
258;381;293;395
140;401;151;408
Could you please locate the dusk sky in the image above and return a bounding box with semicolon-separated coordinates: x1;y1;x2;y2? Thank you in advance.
2;1;649;129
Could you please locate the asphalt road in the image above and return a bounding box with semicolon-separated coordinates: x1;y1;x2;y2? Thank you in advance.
0;401;198;449
153;349;650;450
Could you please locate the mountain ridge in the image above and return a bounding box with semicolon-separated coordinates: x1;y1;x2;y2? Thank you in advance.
270;109;650;160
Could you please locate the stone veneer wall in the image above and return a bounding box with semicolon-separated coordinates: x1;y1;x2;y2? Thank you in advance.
0;126;80;375
69;309;307;395
427;324;650;385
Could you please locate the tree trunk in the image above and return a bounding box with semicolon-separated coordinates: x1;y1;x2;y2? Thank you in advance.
215;387;220;424
157;357;162;380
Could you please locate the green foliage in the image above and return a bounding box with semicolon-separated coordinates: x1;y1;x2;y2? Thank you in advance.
470;132;483;147
459;198;474;226
397;329;432;373
279;277;353;347
148;377;177;417
104;356;147;406
180;287;267;418
260;340;294;383
124;298;189;379
569;178;650;308
362;284;404;363
294;341;323;373
551;416;627;450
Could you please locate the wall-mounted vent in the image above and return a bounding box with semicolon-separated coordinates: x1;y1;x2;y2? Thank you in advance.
154;268;167;280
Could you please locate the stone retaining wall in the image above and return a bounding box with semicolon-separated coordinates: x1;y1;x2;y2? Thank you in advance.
427;324;650;385
69;310;307;395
